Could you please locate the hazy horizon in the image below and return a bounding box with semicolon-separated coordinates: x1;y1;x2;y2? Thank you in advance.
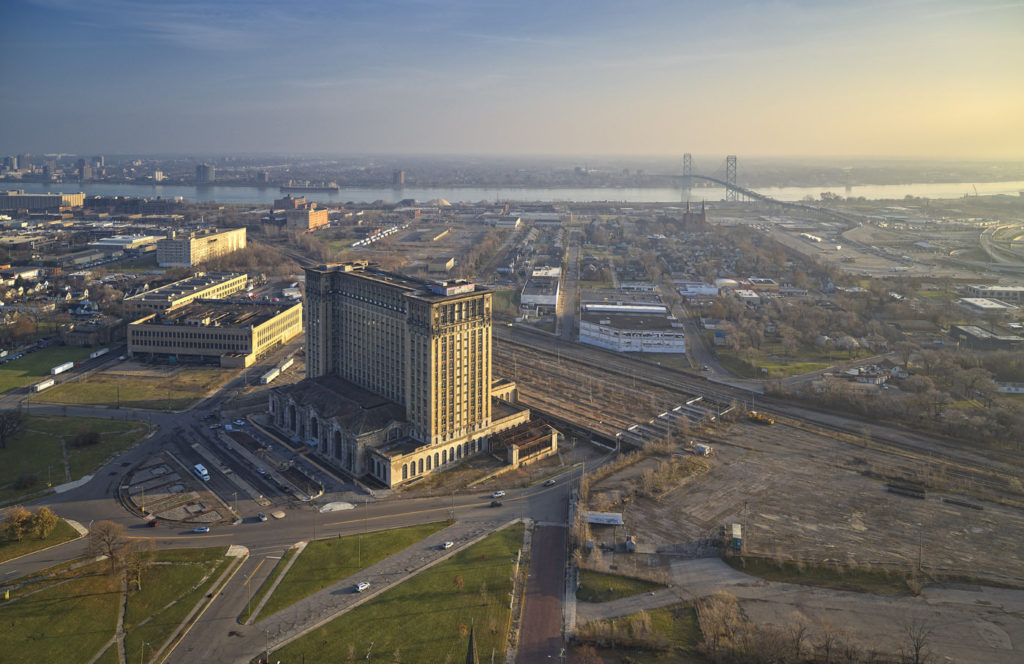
2;0;1022;159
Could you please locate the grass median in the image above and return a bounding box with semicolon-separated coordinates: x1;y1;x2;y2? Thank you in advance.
255;521;449;620
576;568;666;603
240;547;298;623
272;523;524;664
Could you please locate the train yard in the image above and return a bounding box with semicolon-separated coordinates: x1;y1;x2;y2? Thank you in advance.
493;329;1024;583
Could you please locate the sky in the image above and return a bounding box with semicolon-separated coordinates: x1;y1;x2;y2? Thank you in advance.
1;0;1022;158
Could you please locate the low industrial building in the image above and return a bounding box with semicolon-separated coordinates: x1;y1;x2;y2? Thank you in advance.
88;234;161;255
520;267;561;315
965;285;1024;304
124;272;248;314
950;325;1024;351
578;302;686;353
0;190;84;212
127;300;302;367
156;227;246;267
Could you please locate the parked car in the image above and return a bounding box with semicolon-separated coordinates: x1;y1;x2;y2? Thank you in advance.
192;526;210;534
257;512;268;522
233;419;246;426
355;582;371;593
491;490;505;498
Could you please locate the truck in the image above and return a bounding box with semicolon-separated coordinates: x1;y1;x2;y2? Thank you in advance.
193;463;211;481
748;410;775;425
34;378;55;392
50;361;74;375
89;347;110;359
731;523;743;551
694;443;712;456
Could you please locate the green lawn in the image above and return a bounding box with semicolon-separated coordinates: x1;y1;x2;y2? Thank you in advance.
0;518;79;563
0;346;95;393
0;566;122;664
0;415;153;503
37;367;232;410
576;569;666;603
576;603;705;663
272;523;524;664
256;521;449;619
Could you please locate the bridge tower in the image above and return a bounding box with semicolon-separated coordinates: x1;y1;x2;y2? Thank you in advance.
725;155;737;202
682;153;692;178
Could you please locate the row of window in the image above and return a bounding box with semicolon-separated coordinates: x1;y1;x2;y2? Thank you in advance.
400;439;481;480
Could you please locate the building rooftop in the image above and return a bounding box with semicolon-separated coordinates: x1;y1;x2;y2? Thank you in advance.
134;299;298;329
310;262;487;302
125;272;244;305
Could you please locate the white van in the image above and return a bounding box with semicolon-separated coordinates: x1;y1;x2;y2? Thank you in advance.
193;463;211;481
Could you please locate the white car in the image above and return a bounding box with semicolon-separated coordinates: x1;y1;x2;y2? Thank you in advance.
233;419;246;426
442;541;454;550
491;490;505;498
355;582;371;593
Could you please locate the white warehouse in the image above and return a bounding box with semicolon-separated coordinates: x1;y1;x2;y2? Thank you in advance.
578;303;686;354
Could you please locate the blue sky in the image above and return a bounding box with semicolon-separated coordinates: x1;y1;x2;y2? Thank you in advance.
1;0;1022;157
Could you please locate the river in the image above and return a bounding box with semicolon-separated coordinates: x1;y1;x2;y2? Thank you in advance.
3;179;1023;205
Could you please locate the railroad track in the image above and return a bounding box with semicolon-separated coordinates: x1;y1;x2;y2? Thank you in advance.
494;329;1024;498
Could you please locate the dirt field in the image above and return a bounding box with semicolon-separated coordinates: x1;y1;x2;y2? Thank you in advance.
590;420;1024;584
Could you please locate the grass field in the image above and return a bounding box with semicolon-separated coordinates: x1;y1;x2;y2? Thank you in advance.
256;521;449;619
576;603;705;663
0;546;230;664
576;569;666;603
0;415;152;503
0;518;79;563
272;523;524;664
37;367;232;410
724;555;916;595
0;346;95;393
0;564;122;664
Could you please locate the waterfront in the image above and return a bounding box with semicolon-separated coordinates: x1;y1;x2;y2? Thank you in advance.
3;179;1024;205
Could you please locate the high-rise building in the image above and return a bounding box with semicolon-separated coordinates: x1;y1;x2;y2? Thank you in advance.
269;262;554;487
195;163;216;183
156;227;246;267
392;169;405;186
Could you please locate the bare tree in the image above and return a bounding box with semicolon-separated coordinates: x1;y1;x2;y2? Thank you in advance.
0;408;25;449
88;520;128;571
901;618;935;664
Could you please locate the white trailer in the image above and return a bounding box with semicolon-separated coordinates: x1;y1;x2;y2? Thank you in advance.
50;361;74;375
279;358;294;372
260;368;280;385
34;378;55;392
89;347;110;359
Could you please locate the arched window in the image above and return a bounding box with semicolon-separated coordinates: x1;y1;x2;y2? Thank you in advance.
456;446;462;460
434;452;439;468
402;464;408;480
418;458;424;474
426;455;432;471
442;449;447;464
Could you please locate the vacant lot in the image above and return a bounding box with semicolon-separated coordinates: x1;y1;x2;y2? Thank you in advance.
591;420;1024;585
0;415;152;502
38;366;232;410
0;346;94;393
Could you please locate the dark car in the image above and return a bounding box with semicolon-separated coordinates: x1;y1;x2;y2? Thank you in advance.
489;500;503;508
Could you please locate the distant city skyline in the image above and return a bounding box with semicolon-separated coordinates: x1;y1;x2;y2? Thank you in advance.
2;0;1022;158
